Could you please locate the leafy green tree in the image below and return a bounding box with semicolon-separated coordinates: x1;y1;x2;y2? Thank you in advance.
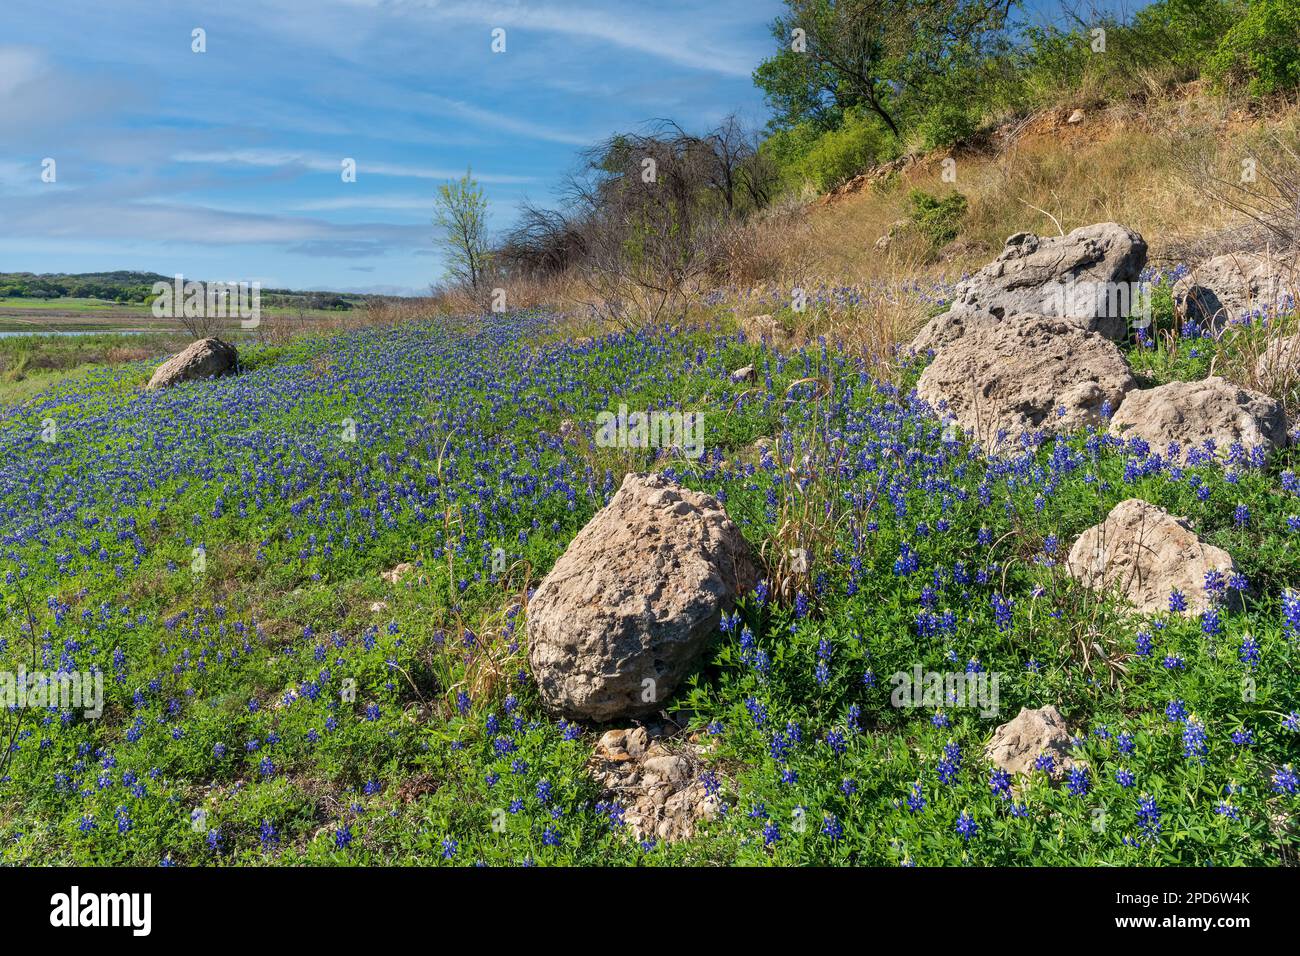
433;168;492;290
753;0;1018;139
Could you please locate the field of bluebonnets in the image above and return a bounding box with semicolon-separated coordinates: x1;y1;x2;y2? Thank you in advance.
1;274;1298;866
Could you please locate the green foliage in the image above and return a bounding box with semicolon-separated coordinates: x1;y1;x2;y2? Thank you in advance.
1207;0;1300;97
751;0;1290;202
753;0;1016;139
917;101;981;150
906;189;968;248
0;272;169;303
433;168;493;290
766;110;897;192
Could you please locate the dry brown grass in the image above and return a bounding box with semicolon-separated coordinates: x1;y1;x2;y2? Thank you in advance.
279;91;1300;372
798;91;1300;280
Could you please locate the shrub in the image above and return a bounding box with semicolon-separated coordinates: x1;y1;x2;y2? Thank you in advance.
906;189;968;248
917;101;980;151
766;110;896;194
1207;0;1300;97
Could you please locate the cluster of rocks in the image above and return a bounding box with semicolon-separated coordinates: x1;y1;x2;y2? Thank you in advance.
913;223;1293;462
513;225;1294;839
911;223;1294;617
589;724;723;843
517;473;759;842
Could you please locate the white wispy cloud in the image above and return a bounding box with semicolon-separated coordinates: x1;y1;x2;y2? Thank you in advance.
290;194;437;211
326;0;765;77
170;149;536;183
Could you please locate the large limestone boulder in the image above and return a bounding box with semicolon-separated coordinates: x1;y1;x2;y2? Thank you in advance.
912;222;1148;353
1174;251;1297;330
1108;376;1288;459
986;705;1076;779
915;315;1136;453
145;338;238;390
1066;498;1235;615
527;473;758;722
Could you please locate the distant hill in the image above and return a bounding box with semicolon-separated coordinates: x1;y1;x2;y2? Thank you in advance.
0;271;397;310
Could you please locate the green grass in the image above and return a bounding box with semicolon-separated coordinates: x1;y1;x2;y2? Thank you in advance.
0;297;145;311
0;308;1296;866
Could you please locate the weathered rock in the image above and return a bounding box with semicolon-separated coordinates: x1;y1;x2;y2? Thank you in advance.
875;218;911;251
912;222;1147;353
380;562;415;584
915;315;1136;453
527;473;758;722
1174;251;1298;329
730;364;757;383
1256;333;1300;392
1109;376;1288;458
589;722;722;843
741;313;791;348
1066;498;1235;614
1066;109;1085;124
986;705;1076;779
145;337;238;390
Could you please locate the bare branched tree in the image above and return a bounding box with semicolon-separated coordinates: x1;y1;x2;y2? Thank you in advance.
499;115;777;327
1177;128;1300;256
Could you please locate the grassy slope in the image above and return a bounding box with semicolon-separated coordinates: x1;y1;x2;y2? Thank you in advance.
2;95;1299;866
0;299;1296;866
733;91;1298;297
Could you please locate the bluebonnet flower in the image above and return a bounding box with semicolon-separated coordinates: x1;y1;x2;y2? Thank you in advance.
1182;718;1208;763
821;814;844;841
1201;608;1221;637
955;810;978;841
937;742;962;785
1273;765;1298;795
1067;766;1090;797
989;768;1012;798
1136;795;1161;841
905;782;925;813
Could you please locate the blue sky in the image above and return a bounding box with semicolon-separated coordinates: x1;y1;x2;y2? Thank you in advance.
1;0;1144;295
1;0;786;294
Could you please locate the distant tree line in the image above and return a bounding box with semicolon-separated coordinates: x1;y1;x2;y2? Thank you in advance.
0;272;371;310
